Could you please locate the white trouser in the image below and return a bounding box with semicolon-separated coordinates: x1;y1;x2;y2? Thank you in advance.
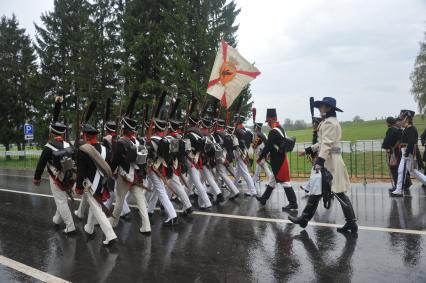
104;190;131;216
49;177;75;232
216;163;240;196
233;152;257;195
252;160;272;184
110;177;152;232
75;193;89;218
84;192;117;242
147;171;177;221
202;167;222;196
169;174;192;210
394;151;426;193
268;175;291;189
185;159;212;208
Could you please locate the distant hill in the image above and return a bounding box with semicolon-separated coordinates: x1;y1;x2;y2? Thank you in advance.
285;115;426;143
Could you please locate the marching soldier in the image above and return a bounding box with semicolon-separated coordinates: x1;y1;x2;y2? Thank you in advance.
33;96;76;234
102;120;132;218
212;119;241;199
288;97;357;233
233;115;257;196
199;117;225;204
75;123;117;245
148;119;193;216
146;118;179;225
184;117;213;209
109;116;152;232
251;122;272;186
391;110;424;196
256;109;298;211
382;117;403;190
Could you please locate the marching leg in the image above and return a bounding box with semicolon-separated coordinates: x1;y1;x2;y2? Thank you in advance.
86;193;117;245
170;174;193;214
130;185;152;234
202;167;224;204
256;177;276;205
148;171;178;225
336;193;358;233
217;163;240;199
288;195;322;228
282;183;298;211
186;160;212;208
109;177;129;227
74;192;89;219
49;178;75;234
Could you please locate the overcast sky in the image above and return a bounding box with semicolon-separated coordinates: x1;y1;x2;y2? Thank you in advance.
1;0;426;122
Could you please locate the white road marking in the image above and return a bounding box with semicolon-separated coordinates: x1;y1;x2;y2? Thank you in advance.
0;186;425;236
0;255;71;283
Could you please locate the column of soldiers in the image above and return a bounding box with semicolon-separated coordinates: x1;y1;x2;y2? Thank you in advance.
34;93;364;246
383;109;426;197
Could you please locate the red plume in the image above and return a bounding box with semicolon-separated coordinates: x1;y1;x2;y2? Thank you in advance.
252;107;257;124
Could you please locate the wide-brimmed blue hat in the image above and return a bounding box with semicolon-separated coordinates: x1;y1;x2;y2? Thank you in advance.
313;97;343;112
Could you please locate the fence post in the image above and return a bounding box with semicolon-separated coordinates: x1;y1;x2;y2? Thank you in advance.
371;140;375;179
349;141;353;178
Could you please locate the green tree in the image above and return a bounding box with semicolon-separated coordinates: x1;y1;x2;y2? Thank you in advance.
35;0;93;138
411;30;426;113
0;14;38;151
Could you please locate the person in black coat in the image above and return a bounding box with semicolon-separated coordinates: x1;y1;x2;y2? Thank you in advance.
256;108;298;211
75;124;117;246
33;97;76;234
382;117;402;189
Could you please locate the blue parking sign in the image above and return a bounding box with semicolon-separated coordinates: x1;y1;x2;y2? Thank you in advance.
24;124;33;135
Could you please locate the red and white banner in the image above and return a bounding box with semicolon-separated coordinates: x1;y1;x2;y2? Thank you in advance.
207;41;260;109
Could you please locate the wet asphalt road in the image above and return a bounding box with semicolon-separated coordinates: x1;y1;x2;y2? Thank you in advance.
0;168;425;283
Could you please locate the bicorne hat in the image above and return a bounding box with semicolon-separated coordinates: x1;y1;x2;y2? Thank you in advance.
313;97;343;112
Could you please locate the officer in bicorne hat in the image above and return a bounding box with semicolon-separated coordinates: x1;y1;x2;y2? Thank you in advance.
289;97;357;233
33;96;76;234
256;108;298;211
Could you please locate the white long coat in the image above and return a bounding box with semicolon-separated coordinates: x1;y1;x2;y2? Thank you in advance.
312;116;350;193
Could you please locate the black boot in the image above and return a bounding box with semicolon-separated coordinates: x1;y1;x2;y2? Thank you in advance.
256;185;274;205
282;187;298;211
336;193;358;233
288;195;321;228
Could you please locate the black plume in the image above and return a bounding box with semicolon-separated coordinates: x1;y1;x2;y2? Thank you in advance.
188;97;198;117
84;101;97;123
155;91;167;118
211;99;219;118
169;97;180;119
53;96;63;122
126;90;140;118
104;98;111;122
143;104;149;121
310;97;315;118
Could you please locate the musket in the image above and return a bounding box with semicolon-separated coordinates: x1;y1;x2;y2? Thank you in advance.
147;91;166;139
183;94;197;133
83;179;114;218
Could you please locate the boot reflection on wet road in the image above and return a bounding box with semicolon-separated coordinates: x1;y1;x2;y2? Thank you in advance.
0;169;425;282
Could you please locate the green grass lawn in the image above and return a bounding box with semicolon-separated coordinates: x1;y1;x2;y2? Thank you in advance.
287;115;426;142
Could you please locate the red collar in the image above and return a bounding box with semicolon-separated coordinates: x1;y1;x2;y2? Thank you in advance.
53;136;64;141
153;131;165;137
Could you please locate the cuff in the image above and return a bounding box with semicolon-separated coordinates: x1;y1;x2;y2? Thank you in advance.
305;147;313;155
315;157;325;167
